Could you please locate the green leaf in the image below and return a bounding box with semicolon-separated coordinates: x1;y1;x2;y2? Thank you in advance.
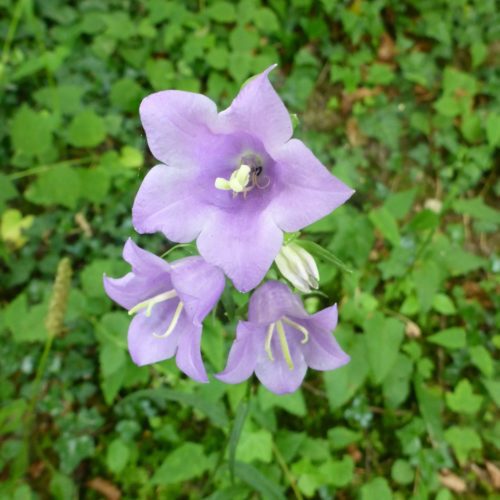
444;426;481;465
34;85;84;115
228;398;249;479
322;456;354;487
360;477;393;500
382;353;413;408
258;386;306;417
234;462;285;500
10;105;55;158
3;293;48;343
427;327;466;349
50;472;76;500
453;197;500;224
415;379;444;441
446;380;482;415
391;459;414;485
324;329;368;409
67;111;106;148
486;113;500;147
469;345;493;377
118;388;228;428
482;378;500;407
236;429;273;463
0;173;17;211
328;427;361;450
413;259;440;313
106;438;130;474
25;166;81;209
384;189;417;220
206;1;237;22
369;207;400;246
110;78;143;113
364;313;405;385
152;443;210;484
432;294;456;315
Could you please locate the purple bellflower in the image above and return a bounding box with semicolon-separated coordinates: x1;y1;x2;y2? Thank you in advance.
133;65;354;292
103;239;225;382
216;281;349;394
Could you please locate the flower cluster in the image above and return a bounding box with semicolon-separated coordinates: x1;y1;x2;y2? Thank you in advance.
104;66;354;394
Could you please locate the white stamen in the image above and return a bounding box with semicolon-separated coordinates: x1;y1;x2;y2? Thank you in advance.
153;301;184;338
265;322;275;361
276;320;294;370
128;289;178;317
282;316;309;344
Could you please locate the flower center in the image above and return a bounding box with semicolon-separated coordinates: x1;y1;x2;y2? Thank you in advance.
265;316;309;370
128;289;184;339
214;154;270;198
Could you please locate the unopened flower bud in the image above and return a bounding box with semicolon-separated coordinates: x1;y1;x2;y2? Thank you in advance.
275;242;319;293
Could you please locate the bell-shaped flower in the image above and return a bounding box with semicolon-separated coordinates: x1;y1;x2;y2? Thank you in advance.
132;65;354;292
275;242;319;293
103;239;225;382
216;281;349;394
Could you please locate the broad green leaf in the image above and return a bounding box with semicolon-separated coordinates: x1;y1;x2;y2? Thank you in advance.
453;197;500;224
10;105;55;158
323;329;368;409
391;459;414;485
0;173;18;211
236;429;273;463
482;378;500;407
360;477;393;500
469;345;493;377
234;462;285;500
432;294;456;315
427;327;466;349
322;456;354;487
1;209;34;248
67;111;106;148
364;313;405;385
413;259;440;313
152;443;210;484
384;188;417;220
445;380;482;415
382;353;413;408
486;113;500;147
369;207;400;246
106;438;130;474
25;166;81;209
206;1;237;22
258;386;306;417
328;427;361;450
228;399;249;479
415;379;444;441
444;426;481;464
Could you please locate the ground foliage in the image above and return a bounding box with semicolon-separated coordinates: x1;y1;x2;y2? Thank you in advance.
0;0;499;498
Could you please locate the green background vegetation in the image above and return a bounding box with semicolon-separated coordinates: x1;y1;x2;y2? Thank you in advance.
1;0;499;498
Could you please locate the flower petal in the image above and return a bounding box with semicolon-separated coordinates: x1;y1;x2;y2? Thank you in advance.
171;256;225;324
302;305;350;371
255;338;307;395
132;165;215;242
175;323;208;383
197;208;283;293
217;65;292;153
248;281;307;325
123;238;171;276
216;321;260;384
140;90;218;165
127;301;185;366
103;239;171;310
269;139;355;232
